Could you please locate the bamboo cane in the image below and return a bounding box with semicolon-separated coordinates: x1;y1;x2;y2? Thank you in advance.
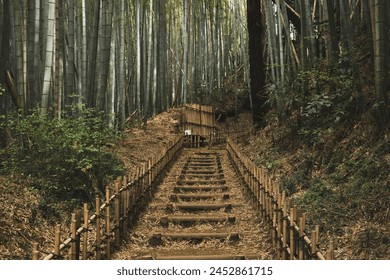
82;203;89;260
105;188;111;259
32;242;39;260
95;196;101;260
54;224;61;258
69;213;77;260
290;207;295;260
114;179;120;247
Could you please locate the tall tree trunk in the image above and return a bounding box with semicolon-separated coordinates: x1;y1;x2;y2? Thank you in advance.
13;0;26;112
118;0;126;130
0;0;11;112
66;0;75;107
86;0;100;107
247;0;267;128
41;0;56;115
374;0;389;128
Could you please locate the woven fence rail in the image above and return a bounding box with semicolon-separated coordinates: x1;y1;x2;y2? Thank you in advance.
32;136;184;260
226;136;335;260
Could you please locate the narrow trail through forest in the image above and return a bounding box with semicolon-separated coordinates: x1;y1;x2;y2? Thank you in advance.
113;147;274;260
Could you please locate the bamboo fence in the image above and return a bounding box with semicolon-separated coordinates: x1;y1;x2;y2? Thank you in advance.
183;104;220;147
33;136;184;260
226;136;335;260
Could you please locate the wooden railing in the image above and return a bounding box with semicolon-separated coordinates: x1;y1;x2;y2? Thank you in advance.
226;136;334;260
33;136;184;260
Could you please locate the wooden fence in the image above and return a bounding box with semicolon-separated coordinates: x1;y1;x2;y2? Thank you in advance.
226;136;334;260
183;104;223;147
32;136;184;260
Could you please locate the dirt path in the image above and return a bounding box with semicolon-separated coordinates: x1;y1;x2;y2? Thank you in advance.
113;148;274;260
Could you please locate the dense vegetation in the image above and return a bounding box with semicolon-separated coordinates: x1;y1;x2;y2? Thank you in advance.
0;106;124;218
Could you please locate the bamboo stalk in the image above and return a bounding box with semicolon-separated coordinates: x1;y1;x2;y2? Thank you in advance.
75;209;81;259
123;176;129;233
32;242;39;260
83;203;89;260
54;224;61;258
290;207;295;260
311;229;317;257
115;179;120;247
326;241;334;260
69;213;77;260
105;188;111;259
282;193;288;259
298;217;304;260
95;196;101;260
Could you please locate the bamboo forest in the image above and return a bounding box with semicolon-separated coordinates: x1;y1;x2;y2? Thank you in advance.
0;0;389;262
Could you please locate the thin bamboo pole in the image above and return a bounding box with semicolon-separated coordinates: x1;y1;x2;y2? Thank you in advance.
105;188;111;259
114;179;121;247
95;196;101;260
282;193;288;259
290;207;295;260
298;217;304;260
326;241;334;260
75;209;81;259
83;203;89;260
123;176;129;233
69;213;77;260
311;229;317;257
32;242;39;260
54;224;61;258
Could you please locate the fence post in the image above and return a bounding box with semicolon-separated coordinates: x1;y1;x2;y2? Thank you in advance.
83;203;89;260
290;207;295;260
75;209;81;259
106;187;111;259
282;193;288;259
311;229;317;259
123;176;129;234
298;217;304;260
115;179;121;247
95;196;101;260
69;213;77;260
326;241;334;260
32;242;39;260
54;224;61;259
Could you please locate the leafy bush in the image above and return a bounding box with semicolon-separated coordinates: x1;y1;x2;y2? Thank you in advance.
1;107;124;213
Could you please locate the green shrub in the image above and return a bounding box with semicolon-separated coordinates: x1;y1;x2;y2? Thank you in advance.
1;107;124;213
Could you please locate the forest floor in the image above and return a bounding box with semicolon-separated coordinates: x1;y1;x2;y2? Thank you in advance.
0;107;388;259
236;111;389;260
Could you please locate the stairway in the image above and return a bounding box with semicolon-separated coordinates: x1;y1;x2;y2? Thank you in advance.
112;148;273;260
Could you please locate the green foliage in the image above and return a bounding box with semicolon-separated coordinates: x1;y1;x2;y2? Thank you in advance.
1;106;124;214
301;180;332;207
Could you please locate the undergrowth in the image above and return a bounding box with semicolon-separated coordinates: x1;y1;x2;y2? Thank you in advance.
246;42;389;258
0;106;125;219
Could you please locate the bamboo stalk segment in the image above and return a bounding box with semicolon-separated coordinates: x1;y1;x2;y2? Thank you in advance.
105;188;111;259
54;224;61;258
327;241;334;260
114;179;120;247
83;203;89;260
298;217;304;260
95;196;101;260
32;242;39;260
69;213;77;260
290;207;295;260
